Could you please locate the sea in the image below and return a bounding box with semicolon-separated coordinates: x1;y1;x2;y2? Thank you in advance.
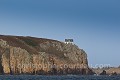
0;75;120;80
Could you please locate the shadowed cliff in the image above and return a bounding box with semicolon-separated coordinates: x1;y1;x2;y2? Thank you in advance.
0;35;93;75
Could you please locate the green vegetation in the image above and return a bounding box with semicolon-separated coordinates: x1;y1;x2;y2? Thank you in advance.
20;38;38;47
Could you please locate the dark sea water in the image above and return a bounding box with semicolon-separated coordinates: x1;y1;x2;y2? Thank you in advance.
0;75;120;80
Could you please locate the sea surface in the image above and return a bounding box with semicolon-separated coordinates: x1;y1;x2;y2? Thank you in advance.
0;75;120;80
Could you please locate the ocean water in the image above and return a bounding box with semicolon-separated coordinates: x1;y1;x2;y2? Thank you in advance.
0;75;120;80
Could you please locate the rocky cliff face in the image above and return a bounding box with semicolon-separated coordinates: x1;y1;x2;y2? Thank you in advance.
0;35;93;75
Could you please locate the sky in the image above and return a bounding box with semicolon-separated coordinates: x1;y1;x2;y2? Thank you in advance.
0;0;120;67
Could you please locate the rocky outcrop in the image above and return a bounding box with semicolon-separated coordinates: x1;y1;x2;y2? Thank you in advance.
0;35;93;75
93;67;120;75
100;70;107;75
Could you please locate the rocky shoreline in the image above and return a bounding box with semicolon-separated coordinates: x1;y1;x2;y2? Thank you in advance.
92;67;120;76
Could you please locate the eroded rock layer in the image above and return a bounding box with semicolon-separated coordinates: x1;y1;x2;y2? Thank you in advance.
0;35;93;75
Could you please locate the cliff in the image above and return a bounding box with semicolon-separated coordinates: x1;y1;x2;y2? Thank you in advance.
0;35;93;75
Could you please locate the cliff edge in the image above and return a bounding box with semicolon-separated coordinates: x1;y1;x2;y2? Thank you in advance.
0;35;93;75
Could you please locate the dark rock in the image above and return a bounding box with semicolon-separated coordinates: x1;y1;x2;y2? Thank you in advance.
111;72;117;76
100;70;107;75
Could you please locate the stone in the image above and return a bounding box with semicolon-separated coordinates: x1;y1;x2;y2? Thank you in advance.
0;35;93;75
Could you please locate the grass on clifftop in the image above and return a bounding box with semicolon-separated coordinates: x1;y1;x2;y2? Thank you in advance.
19;37;38;47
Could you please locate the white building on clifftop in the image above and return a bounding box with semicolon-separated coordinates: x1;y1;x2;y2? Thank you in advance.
65;39;74;44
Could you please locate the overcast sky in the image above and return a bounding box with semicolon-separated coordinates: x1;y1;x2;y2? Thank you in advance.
0;0;120;67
